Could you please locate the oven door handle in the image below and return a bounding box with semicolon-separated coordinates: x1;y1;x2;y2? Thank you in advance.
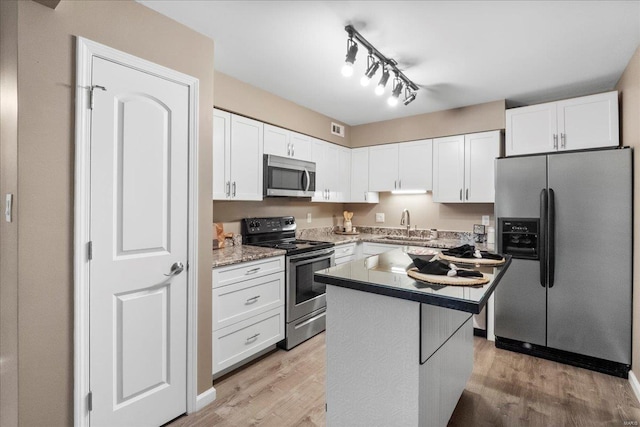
288;250;335;263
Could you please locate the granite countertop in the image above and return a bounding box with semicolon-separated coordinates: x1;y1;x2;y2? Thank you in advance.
212;245;285;268
315;247;511;314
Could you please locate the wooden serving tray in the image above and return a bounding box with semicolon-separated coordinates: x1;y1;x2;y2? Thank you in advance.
407;268;489;286
439;253;505;266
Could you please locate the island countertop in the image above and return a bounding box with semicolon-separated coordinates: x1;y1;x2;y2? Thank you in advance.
315;247;511;314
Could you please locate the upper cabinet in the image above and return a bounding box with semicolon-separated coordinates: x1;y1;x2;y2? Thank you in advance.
368;139;433;192
433;130;501;203
213;109;264;201
350;147;379;203
311;139;350;203
506;91;619;156
263;124;312;162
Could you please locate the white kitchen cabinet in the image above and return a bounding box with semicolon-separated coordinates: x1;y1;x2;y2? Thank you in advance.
334;242;357;265
213;108;264;201
312;139;349;202
368;140;433;192
433;130;501;203
263;123;312;161
506;91;619;156
350;147;379;203
362;241;403;256
212;256;285;376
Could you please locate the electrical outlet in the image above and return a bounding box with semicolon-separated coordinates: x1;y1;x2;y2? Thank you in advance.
482;215;490;226
375;213;385;223
307;213;312;223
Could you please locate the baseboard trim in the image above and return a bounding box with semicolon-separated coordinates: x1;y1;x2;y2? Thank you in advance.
629;370;640;404
194;387;217;413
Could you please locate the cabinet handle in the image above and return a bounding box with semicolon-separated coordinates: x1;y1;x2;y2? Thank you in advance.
394;180;397;189
245;295;260;304
246;333;260;343
232;182;236;197
560;133;566;149
225;181;230;197
364;192;367;201
291;144;295;157
399;180;402;189
245;267;260;275
466;189;469;200
459;189;463;200
553;134;558;149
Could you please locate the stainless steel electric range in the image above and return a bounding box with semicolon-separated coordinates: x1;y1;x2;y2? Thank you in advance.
241;216;334;350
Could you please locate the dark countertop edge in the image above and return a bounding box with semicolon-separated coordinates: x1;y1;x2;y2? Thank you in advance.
316;256;512;315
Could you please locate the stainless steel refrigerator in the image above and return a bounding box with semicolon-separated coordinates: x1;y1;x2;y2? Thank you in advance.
494;147;632;376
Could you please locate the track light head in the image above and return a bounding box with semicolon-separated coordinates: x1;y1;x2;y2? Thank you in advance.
341;35;358;77
403;87;417;105
375;67;390;96
387;77;403;107
360;53;379;86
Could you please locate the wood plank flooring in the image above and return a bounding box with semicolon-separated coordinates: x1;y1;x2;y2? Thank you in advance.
167;333;640;426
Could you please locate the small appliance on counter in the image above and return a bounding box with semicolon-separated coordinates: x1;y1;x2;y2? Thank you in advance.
242;216;334;350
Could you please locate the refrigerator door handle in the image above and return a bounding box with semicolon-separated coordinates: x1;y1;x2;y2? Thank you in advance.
548;188;556;288
540;188;547;287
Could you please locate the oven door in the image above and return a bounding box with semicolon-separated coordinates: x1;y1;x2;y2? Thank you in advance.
286;248;334;321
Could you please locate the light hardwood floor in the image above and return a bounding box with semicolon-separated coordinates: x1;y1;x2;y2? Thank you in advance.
168;333;640;426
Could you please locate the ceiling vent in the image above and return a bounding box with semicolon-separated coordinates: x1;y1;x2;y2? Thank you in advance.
331;122;345;138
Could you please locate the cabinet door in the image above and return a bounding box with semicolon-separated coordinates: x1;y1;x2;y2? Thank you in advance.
505;102;557;156
213;109;231;200
350;147;378;203
398;139;433;191
311;138;326;202
433;135;465;203
464;131;501;203
368;144;399;192
324;143;339;201
263;124;290;158
557;91;619;152
336;146;351;202
230;115;263;201
290;132;312;161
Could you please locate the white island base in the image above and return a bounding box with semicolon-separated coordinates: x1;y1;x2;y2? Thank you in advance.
326;284;474;427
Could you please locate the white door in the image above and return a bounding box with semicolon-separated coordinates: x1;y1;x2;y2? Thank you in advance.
229;115;263;201
398;139;433;191
505;102;557;156
464;131;501;203
89;57;188;426
263;124;290;158
433;135;465;203
368;144;399;192
213;108;231;200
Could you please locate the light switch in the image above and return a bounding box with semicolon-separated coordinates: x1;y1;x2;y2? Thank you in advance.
306;213;312;223
482;215;490;226
375;213;385;223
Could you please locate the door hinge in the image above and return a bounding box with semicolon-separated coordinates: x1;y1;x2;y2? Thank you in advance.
89;85;106;110
87;391;93;411
87;241;93;261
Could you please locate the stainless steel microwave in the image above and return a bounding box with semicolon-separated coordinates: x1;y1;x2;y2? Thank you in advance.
263;154;316;197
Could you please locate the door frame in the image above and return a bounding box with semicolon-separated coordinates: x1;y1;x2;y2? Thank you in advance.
73;37;200;427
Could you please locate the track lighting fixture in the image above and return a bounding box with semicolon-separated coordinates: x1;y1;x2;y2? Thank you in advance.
341;24;418;106
375;65;390;96
387;76;403;107
403;87;417;106
341;32;358;77
360;53;380;86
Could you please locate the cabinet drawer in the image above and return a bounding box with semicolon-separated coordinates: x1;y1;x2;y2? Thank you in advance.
335;243;356;258
213;272;284;331
335;255;355;266
362;242;400;255
212;306;284;374
213;256;284;288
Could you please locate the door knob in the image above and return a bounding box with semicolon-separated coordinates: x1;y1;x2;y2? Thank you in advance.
164;262;184;277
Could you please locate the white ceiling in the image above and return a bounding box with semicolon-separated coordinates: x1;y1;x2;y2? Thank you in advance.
138;1;640;126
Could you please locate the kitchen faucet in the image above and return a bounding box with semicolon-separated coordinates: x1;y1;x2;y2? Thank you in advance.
400;209;411;236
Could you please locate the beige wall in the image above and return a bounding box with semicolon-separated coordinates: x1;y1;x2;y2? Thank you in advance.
351;99;506;147
13;1;214;425
213;199;346;236
215;71;350;146
615;45;640;375
345;193;494;231
0;1;19;425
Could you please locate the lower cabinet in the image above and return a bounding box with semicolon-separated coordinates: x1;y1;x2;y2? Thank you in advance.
334;242;357;265
212;256;285;376
362;241;403;256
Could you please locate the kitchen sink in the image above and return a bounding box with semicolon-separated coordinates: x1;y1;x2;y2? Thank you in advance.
378;236;435;243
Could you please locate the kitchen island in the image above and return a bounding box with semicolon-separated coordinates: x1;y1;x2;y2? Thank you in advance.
315;247;511;427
